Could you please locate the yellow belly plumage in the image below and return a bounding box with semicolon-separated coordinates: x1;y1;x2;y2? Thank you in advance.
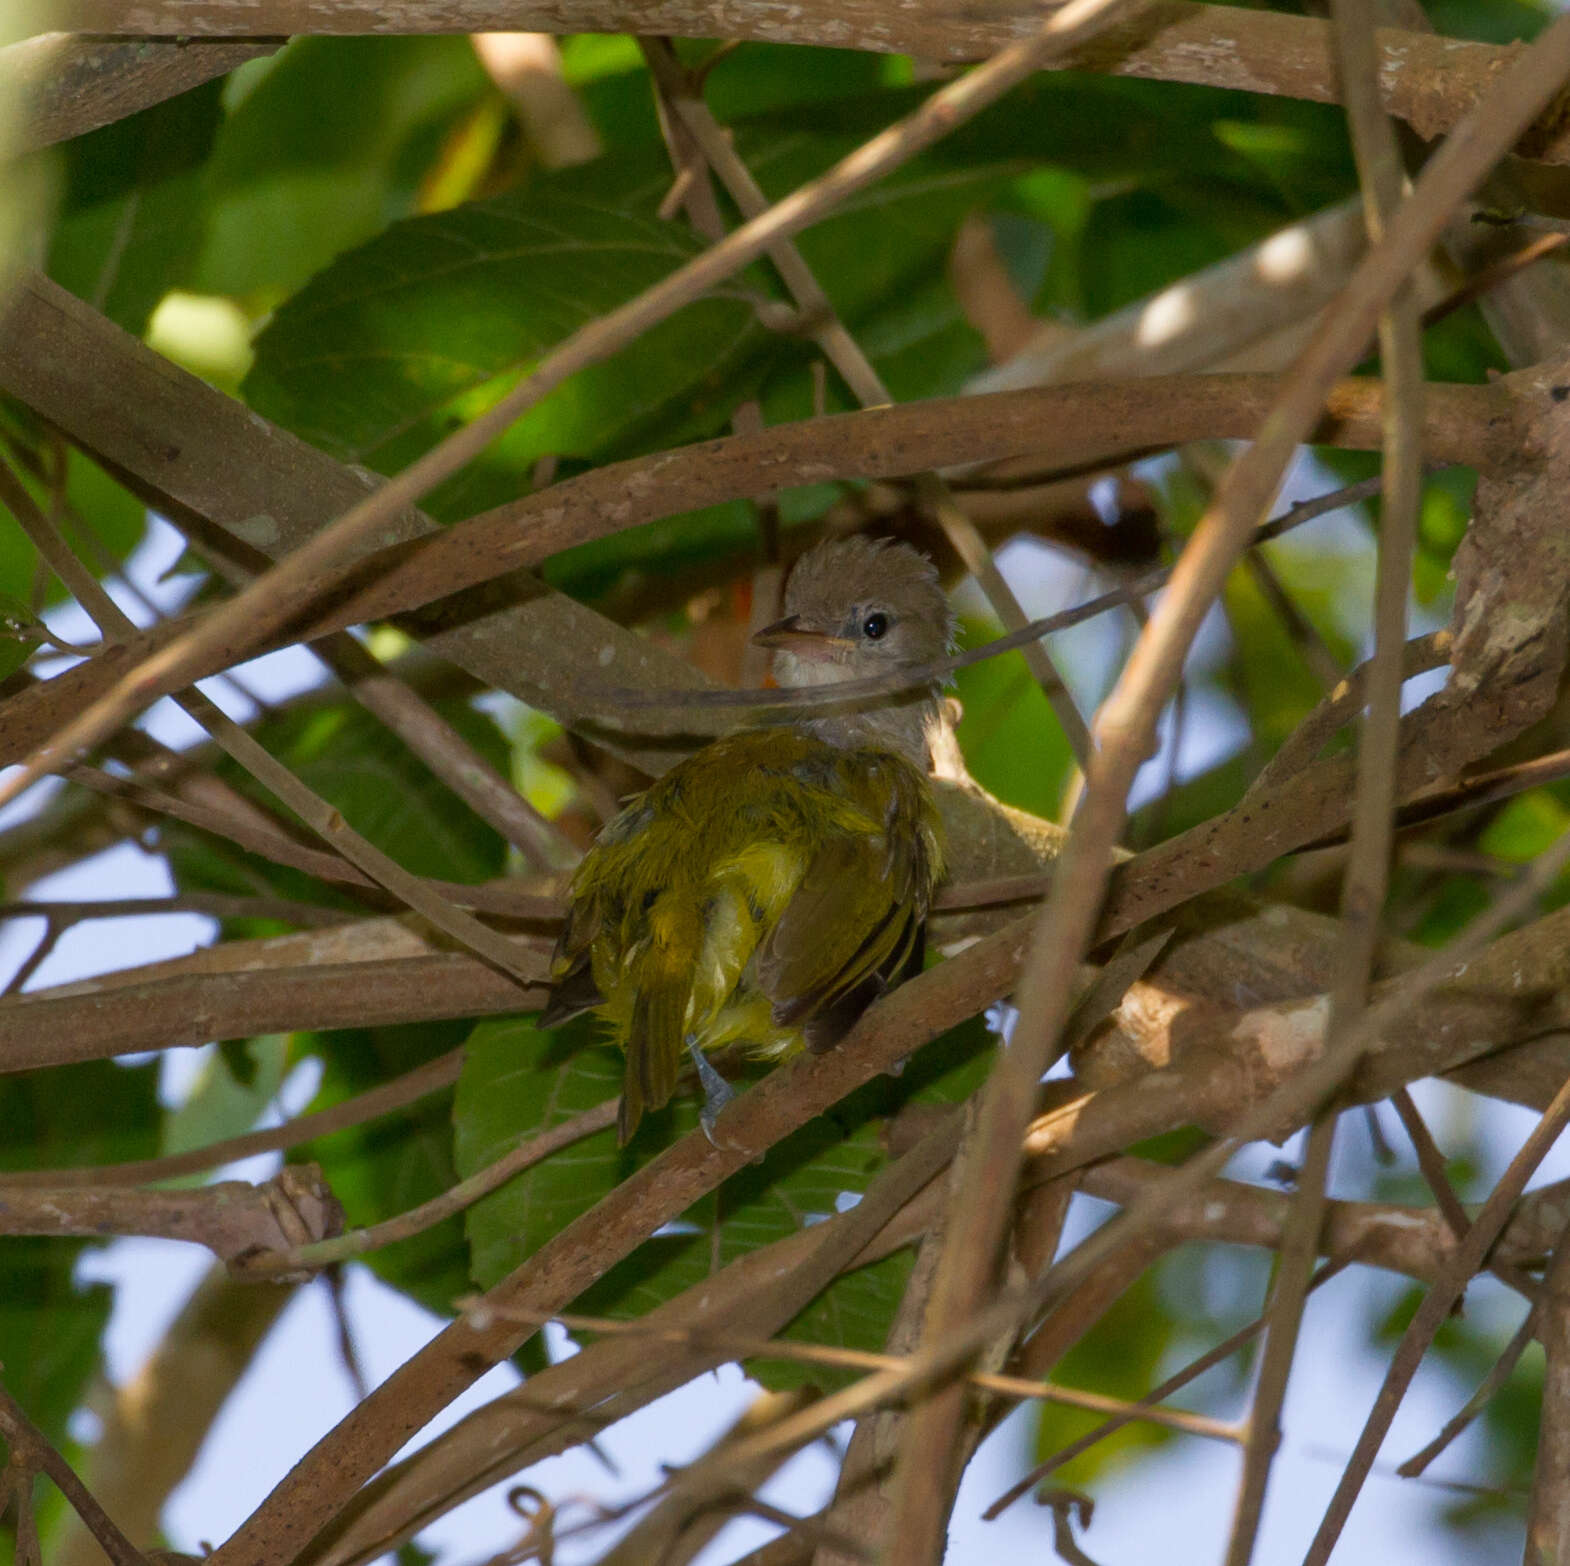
544;726;943;1141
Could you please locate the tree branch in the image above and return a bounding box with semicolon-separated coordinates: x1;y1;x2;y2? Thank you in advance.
33;6;1570;167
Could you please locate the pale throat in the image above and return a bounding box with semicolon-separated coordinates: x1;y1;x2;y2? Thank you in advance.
774;649;944;770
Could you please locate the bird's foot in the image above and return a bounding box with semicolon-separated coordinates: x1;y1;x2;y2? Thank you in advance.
686;1037;736;1147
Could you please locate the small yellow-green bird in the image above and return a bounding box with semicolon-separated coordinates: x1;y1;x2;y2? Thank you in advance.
542;535;950;1143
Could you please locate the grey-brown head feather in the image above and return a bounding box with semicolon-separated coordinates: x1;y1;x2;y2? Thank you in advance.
769;536;954;768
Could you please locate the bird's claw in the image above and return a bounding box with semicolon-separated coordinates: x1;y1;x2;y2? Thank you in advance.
687;1038;737;1147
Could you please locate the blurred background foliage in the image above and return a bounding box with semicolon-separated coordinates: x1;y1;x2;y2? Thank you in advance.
0;6;1560;1559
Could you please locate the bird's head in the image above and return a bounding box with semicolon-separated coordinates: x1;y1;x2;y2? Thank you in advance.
752;535;953;692
750;535;954;768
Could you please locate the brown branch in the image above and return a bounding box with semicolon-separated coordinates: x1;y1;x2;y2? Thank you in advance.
0;1377;148;1566
1305;1073;1570;1564
3;33;280;152
234;1098;618;1276
36;7;1570;166
1074;1158;1563;1284
0;1164;341;1270
1526;1217;1570;1565
0;946;548;1070
1227;5;1425;1553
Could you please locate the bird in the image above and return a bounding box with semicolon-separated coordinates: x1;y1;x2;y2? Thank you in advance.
541;534;952;1144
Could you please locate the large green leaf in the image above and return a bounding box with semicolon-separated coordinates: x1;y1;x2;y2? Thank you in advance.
243;152;769;525
193;36;491;303
455;1013;993;1389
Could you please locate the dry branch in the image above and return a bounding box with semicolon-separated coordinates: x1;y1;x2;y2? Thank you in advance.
31;6;1570;168
53;1269;294;1566
0;944;548;1070
2;33;280;151
0;1164;341;1271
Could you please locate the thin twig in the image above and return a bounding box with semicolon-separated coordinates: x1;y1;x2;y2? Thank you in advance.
477;1302;1238;1444
61;762;561;920
0;892;354;927
1390;1086;1539;1303
1225;4;1424;1553
0;1047;465;1188
985;1255;1354;1519
235;1099;619;1276
0;455;543;986
1397;1303;1538;1479
1304;1075;1570;1564
0;1378;149;1566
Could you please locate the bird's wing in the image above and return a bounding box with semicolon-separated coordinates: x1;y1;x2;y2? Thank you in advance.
752;827;926;1050
540;887;606;1028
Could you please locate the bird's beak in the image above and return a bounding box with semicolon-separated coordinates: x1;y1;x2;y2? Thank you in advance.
751;614;855;661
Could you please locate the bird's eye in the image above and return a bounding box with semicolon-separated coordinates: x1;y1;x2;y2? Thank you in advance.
861;611;890;641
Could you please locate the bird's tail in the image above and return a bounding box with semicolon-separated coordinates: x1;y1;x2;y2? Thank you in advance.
618;898;700;1142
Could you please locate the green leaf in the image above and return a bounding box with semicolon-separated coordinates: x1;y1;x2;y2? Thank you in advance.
244;151;769;524
0;1061;160;1447
454;1013;625;1292
193;36;491;303
47;80;223;334
953;621;1075;821
1030;1268;1176;1486
455;1012;994;1389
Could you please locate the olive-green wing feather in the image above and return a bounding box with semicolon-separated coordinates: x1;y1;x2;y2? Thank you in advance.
752;829;926;1051
540;895;605;1028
